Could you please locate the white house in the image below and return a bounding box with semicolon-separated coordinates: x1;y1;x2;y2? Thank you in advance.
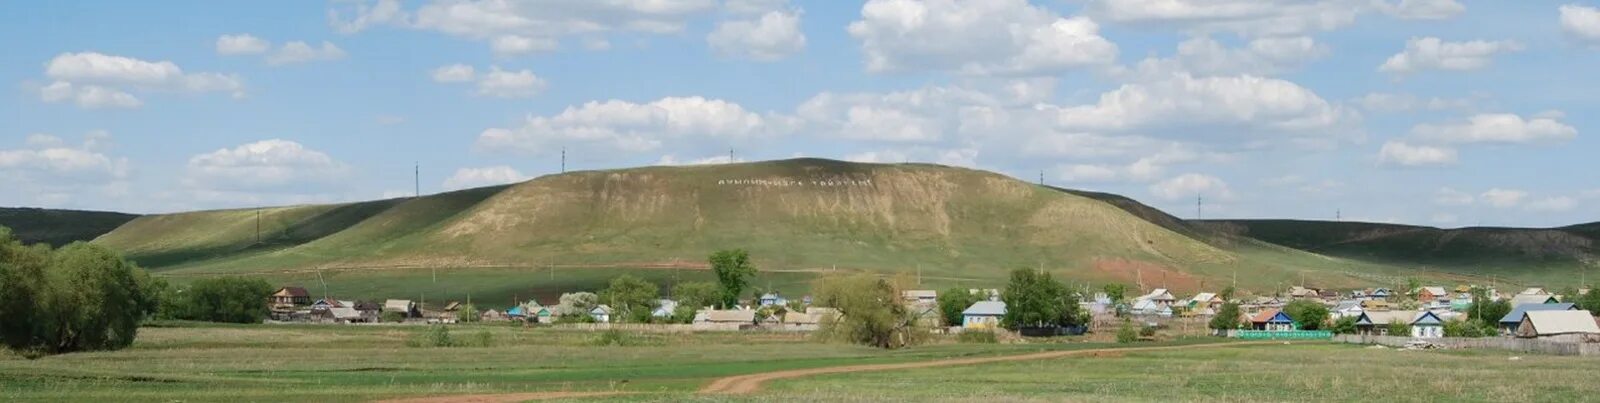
902;290;938;304
651;299;678;318
962;301;1006;329
590;305;612;323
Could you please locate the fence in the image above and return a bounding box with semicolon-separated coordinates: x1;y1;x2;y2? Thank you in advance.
548;323;817;333
1233;330;1332;340
1333;334;1600;356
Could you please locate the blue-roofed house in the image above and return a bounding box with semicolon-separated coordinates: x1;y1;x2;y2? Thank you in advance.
962;301;1006;329
759;293;787;307
506;305;527;319
1250;310;1295;331
652;299;678;318
1498;303;1578;332
1354;310;1443;337
1411;311;1444;338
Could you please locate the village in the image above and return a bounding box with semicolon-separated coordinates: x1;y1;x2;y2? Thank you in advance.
262;280;1600;355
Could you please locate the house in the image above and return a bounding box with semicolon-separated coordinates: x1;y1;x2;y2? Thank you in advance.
1131;299;1172;316
1288;286;1319;299
696;309;757;326
1333;300;1364;318
652;299;679;318
962;300;1007;329
1510;294;1560;308
780;311;823;330
1515;310;1600;342
1351;289;1369;300
1250;310;1295;331
1497;303;1578;332
902;290;938;304
442;301;462;312
1186;293;1223;313
1354;310;1441;338
1417;287;1448;303
1134;288;1177;308
1359;299;1391;310
1409;311;1444;338
384;299;420;318
759;293;788;307
1519;287;1549;296
1370;288;1392;300
590;305;612;323
270;287;311;307
535;306;554;323
1448;294;1473;311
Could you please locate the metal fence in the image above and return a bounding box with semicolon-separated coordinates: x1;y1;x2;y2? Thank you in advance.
1233;330;1332;340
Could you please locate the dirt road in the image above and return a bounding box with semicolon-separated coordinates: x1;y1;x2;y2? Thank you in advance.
698;341;1279;395
373;391;627;403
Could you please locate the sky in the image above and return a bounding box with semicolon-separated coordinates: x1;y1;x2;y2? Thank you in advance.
2;0;1597;228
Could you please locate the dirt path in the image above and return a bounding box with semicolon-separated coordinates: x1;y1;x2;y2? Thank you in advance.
373;391;627;403
699;341;1281;395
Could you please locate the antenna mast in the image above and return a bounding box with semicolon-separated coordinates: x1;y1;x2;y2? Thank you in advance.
414;162;419;198
561;147;566;173
1196;194;1203;220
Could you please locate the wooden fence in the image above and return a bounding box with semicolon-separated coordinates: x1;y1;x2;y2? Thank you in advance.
1333;334;1600;357
548;323;817;333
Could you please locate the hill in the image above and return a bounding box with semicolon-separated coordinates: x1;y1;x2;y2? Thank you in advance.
1204;219;1599;285
92;159;1408;297
0;207;139;247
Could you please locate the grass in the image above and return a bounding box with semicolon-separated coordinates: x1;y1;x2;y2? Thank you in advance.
0;207;137;247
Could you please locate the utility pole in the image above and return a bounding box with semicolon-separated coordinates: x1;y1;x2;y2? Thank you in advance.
255;209;261;244
1196;194;1203;220
729;147;735;162
917;264;922;285
1038;170;1044;186
414;162;419;198
561;147;566;173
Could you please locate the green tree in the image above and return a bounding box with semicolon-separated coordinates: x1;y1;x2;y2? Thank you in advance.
0;232;159;356
177;277;274;323
1116;320;1138;343
1001;269;1082;330
812;274;920;349
1576;289;1600;314
600;275;659;323
936;287;980;327
1102;283;1128;303
1209;303;1241;331
1465;292;1511;325
456;304;481;323
556;292;599;317
1385;320;1411;337
1282;300;1330;330
1219;286;1236;302
670;281;721;323
709;249;757;308
1330;316;1358;334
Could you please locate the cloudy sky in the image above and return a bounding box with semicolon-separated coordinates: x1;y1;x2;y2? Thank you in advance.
3;0;1597;227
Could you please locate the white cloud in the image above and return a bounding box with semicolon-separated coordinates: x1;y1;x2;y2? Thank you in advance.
1561;4;1600;48
338;0;720;53
184;140;349;191
1150;173;1233;201
266;41;347;65
1433;187;1475;206
1352;92;1474;113
708;10;806;61
1051;74;1355;144
38;52;242;107
431;64;476;82
843;150;911;164
1377;141;1456;167
1480;188;1527;208
1411;113;1578;144
1378;37;1523;75
1526;196;1577;212
1083;0;1364;37
1056;164;1121;183
1373;0;1464;20
797;85;1004;143
475;96;778;155
476;67;547;98
329;0;407;34
0;133;130;183
847;0;1117;75
442;166;529;190
1125;36;1328;77
656;154;744;166
216;34;271;55
491;35;559;56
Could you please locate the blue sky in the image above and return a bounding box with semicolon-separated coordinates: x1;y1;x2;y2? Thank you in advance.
2;0;1597;228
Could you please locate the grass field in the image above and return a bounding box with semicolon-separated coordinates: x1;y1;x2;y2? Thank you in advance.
4;324;1598;402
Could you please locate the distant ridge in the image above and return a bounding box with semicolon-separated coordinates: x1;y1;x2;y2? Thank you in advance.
0;207;139;247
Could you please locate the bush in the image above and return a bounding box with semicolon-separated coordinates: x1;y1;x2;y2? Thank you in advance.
1116;321;1138;344
1208;303;1241;331
1385;320;1411;337
173;277;274;323
456;304;481;323
1444;320;1495;338
382;311;406;323
1138;325;1157;338
0;235;160;357
407;325;453;348
957;330;998;344
938;287;981;327
592;329;642;346
812;274;923;349
1282;300;1330;330
462;330;495;347
1331;316;1358;335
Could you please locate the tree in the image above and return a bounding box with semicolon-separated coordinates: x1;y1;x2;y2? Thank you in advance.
556;292;599;317
1209;303;1241;331
1001;269;1081;330
1577;289;1600;314
1219;286;1236;302
812;274;920;349
936;287;980;327
1116;320;1138;343
600;275;659;323
1330;316;1358;334
1465;291;1511;325
1102;283;1128;303
0;232;160;356
1385;320;1411;337
1282;300;1330;330
709;249;757;308
456;304;481;323
670;281;720;323
177;277;274;323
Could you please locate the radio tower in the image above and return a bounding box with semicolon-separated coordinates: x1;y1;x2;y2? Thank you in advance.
1196;194;1203;220
414;162;419;198
560;147;566;173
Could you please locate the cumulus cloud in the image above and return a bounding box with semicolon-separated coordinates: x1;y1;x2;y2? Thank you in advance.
475;96;780;155
1150;173;1234;201
1082;0;1364;37
1056;164;1121;183
266;41;347;65
843;150;911;164
442;166;529;190
0;131;132;208
847;0;1117;75
1560;4;1600;48
490;35;559;56
1050;74;1356;144
708;10;806;61
328;0;408;34
1411;113;1578;144
1373;0;1464;20
1479;188;1527;208
184;139;349;191
475;67;547;98
1378;37;1523;75
656;154;744;166
332;0;720;53
216;34;271;55
1377;141;1456;167
38;52;243;108
1525;196;1577;212
1124;36;1329;77
431;64;476;82
1352;92;1475;113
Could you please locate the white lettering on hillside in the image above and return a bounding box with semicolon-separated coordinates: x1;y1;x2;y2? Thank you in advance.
716;178;874;187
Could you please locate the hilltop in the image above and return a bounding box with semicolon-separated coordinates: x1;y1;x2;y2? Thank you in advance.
89;159;1403;295
0;207;139;247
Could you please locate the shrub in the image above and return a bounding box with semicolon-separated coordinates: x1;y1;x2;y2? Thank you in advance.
173;277;274;324
407;325;453;348
1385;320;1411;337
1283;300;1330;330
382;311;406;323
1138;325;1157;338
812;274;924;349
461;330;495;347
456;304;481;323
1208;303;1241;331
592;329;641;347
1116;321;1138;344
0;235;160;357
1331;316;1358;335
957;330;998;344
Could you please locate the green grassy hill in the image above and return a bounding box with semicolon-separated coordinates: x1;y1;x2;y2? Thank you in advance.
1203;219;1599;286
90;159;1411;299
0;207;138;247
